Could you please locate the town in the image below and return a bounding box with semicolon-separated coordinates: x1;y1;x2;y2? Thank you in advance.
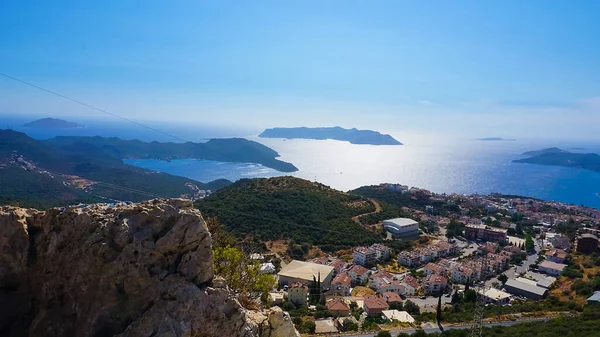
255;184;600;335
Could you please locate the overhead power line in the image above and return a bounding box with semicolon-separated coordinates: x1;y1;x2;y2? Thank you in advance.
0;72;188;143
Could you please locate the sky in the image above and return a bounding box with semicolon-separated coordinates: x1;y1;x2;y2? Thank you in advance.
1;0;600;139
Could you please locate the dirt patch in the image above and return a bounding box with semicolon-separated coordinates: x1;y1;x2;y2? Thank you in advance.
352;286;376;297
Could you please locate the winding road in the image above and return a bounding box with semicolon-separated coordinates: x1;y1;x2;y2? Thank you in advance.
352;199;382;228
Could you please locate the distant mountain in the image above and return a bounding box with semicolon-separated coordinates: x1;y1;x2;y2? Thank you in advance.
521;147;569;157
478;137;516;141
514;147;600;172
258;126;402;145
24;117;83;129
0;130;231;208
195;176;380;251
43;136;298;172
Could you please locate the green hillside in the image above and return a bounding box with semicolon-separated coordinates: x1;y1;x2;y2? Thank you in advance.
43;136;298;172
0;130;231;207
350;185;461;216
195;176;380;251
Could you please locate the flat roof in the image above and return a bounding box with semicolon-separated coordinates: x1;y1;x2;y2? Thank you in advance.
539;260;567;271
382;310;415;323
505;279;547;297
480;288;512;300
278;260;334;281
383;218;418;227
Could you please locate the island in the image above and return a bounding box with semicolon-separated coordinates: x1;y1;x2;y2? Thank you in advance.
521;147;569;157
513;147;600;172
24;117;83;129
258;126;402;145
477;137;517;141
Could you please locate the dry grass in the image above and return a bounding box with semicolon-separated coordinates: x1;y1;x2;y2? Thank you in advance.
305;246;326;260
549;253;599;305
378;260;408;273
351;286;376;297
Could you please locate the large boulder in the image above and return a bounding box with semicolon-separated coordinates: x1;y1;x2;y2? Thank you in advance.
0;199;298;337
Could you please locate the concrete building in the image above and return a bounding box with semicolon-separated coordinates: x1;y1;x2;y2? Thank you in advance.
576;234;599;254
382;292;403;305
383;218;420;238
478;288;512;305
326;298;350;317
423;274;448;295
401;275;419;296
382;310;415;323
544;248;568;263
269;292;285;305
353;244;391;267
465;224;508;243
330;272;352;296
550;236;572;251
288;282;308;305
504;279;547;300
353;246;376;266
538;260;567;276
348;265;370;285
278;260;335;288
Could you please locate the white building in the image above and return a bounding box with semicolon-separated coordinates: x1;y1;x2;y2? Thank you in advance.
479;288;511;305
538;260;567;276
353;247;376;266
278;260;335;288
383;218;420;238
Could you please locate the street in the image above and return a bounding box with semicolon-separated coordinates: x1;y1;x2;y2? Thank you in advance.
329;316;557;337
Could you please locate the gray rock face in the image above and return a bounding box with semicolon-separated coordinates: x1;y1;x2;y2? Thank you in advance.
0;199;298;337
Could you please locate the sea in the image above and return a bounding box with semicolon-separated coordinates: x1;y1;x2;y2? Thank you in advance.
4;115;600;209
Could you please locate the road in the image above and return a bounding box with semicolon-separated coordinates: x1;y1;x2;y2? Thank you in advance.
352;199;382;227
329;316;557;337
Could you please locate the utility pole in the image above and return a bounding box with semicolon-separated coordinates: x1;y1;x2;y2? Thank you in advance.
469;251;488;337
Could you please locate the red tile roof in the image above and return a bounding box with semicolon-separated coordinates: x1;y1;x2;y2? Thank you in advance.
290;282;308;290
382;292;403;303
332;272;352;287
402;275;419;289
364;295;389;310
326;298;350;311
349;264;369;276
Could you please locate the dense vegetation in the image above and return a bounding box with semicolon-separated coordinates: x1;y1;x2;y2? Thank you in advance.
350;185;460;216
360;201;411;225
0;167;102;209
0;130;231;207
43;135;298;172
403;309;600;336
195;177;381;251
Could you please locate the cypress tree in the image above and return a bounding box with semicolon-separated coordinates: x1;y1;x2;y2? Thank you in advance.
436;294;442;324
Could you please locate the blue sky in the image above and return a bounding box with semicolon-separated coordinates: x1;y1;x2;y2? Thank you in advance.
1;0;599;138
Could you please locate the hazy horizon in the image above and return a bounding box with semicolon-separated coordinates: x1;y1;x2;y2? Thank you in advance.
2;1;600;140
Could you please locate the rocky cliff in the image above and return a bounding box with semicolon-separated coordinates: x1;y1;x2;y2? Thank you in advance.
0;199;299;337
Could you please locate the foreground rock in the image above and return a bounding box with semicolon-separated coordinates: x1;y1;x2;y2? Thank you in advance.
0;199;299;337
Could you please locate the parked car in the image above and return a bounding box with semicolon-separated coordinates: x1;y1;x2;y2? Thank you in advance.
420;296;427;300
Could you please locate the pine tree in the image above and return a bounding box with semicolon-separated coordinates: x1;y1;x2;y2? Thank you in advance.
465;278;470;292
